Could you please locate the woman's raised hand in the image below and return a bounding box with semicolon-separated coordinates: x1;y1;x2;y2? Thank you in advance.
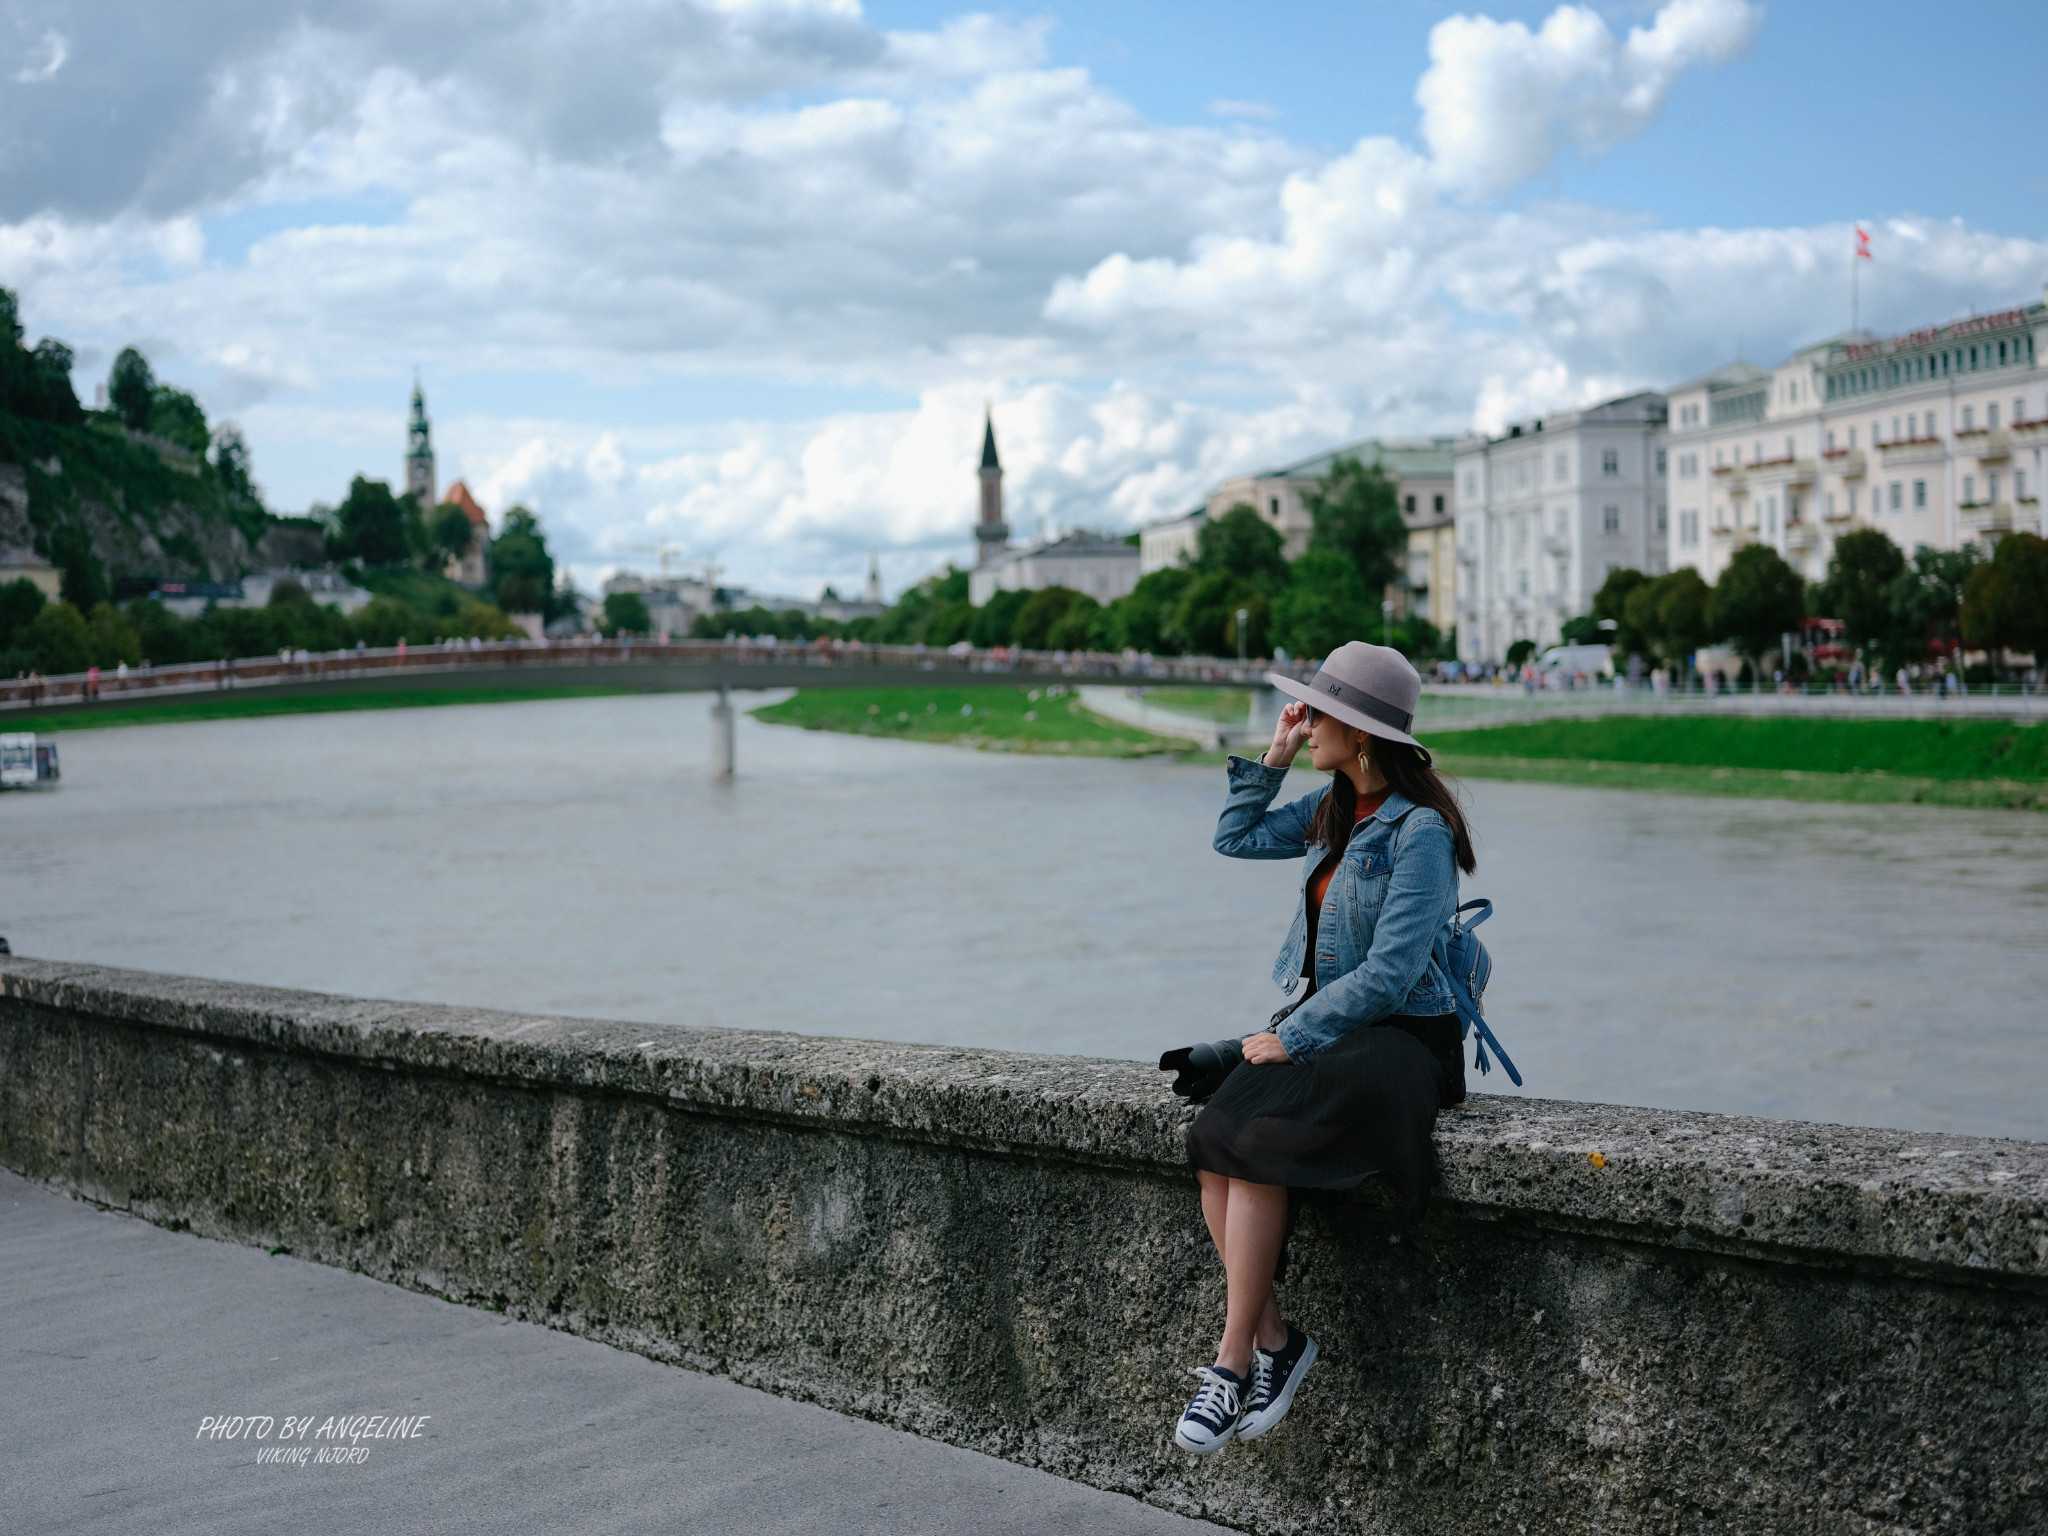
1264;700;1310;767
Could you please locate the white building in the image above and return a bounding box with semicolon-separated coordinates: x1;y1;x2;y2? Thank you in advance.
1454;392;1669;666
1139;509;1206;574
1202;436;1458;563
1666;288;2048;585
968;530;1141;607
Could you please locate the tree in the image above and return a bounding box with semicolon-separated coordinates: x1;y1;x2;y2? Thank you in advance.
1821;528;1908;663
1197;504;1290;593
1169;568;1264;657
1013;586;1089;650
432;504;475;564
1273;546;1376;659
1099;567;1192;654
22;600;92;674
212;425;259;503
350;595;439;649
968;587;1029;648
1961;531;2048;668
1709;543;1806;680
496;572;545;613
108;347;156;431
328;477;411;569
86;602;143;668
1588;567;1651;658
1505;638;1537;668
148;386;209;452
489;506;558;616
0;290;81;425
1302;458;1406;597
0;577;48;651
1628;567;1711;669
600;591;653;637
1886;544;1978;671
49;524;106;611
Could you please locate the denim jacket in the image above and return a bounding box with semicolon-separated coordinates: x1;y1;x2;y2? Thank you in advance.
1214;754;1460;1062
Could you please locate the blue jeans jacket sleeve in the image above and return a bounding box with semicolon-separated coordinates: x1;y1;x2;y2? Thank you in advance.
1213;754;1325;859
1275;812;1457;1063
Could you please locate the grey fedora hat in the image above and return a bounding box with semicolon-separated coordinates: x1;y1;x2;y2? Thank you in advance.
1266;641;1424;749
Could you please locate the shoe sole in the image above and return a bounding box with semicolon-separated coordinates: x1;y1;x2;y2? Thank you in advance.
1237;1337;1318;1442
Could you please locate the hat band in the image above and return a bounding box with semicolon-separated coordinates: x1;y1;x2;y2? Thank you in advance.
1311;671;1414;734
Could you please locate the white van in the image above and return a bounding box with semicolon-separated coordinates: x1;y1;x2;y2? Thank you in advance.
0;733;58;789
1536;643;1614;680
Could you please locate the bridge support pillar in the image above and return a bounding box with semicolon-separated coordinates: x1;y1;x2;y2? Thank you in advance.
709;684;735;780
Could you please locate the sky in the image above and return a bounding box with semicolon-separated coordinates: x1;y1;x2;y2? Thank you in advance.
3;0;2046;601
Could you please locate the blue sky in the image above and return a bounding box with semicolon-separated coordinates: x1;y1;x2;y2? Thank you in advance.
3;0;2045;596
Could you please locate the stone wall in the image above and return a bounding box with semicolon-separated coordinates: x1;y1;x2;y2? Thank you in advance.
2;957;2044;1535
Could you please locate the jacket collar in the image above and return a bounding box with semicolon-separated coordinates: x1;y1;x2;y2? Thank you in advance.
1367;788;1415;823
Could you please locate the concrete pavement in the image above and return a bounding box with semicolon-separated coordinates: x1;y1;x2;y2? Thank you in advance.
0;1169;1232;1536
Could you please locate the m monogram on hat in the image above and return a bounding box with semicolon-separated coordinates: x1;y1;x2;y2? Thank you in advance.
1267;641;1424;749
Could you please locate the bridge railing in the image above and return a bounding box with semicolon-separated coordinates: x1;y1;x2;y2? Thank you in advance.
0;636;1298;714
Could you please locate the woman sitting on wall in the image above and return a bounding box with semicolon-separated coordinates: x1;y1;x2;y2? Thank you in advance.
1174;641;1476;1454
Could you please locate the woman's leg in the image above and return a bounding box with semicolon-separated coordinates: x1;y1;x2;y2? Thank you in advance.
1202;1175;1289;1377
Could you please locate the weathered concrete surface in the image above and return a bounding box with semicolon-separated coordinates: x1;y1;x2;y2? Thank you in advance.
3;956;2045;1535
1;1168;1229;1535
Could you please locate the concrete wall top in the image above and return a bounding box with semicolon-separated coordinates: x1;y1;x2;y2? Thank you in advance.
5;957;2044;1289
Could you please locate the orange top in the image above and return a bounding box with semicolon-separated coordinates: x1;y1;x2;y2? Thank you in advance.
1309;791;1390;911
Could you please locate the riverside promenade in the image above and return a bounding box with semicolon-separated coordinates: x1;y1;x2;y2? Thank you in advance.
2;1168;1226;1535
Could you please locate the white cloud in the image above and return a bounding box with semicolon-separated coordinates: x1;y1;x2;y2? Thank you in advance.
1417;0;1762;195
1;0;2041;602
15;29;67;83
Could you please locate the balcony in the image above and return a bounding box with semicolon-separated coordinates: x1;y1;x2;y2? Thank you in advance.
1880;436;1946;466
1540;532;1570;555
1820;448;1866;478
1747;455;1817;485
1959;501;2016;533
1457;545;1478;566
1957;428;2010;462
1785;520;1819;551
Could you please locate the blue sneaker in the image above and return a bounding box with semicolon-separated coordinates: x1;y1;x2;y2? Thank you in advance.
1238;1326;1318;1441
1172;1365;1246;1454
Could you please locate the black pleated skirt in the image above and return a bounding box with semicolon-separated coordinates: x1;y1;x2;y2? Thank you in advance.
1186;1015;1464;1221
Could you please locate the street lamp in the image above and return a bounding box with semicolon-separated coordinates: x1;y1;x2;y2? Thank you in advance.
1235;607;1249;662
1382;599;1394;648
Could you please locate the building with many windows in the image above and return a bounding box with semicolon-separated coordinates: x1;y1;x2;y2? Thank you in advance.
1665;288;2048;585
1453;392;1668;666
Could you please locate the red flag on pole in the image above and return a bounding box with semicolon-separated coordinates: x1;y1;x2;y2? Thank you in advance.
1855;225;1873;260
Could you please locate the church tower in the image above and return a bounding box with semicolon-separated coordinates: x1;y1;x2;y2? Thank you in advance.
405;374;436;508
975;409;1008;567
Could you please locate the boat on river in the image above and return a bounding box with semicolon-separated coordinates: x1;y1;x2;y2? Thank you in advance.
0;733;59;789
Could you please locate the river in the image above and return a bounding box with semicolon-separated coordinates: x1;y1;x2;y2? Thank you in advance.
4;692;2043;1140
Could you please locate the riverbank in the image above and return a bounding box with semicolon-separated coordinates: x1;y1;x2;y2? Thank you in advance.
751;684;1193;755
1430;714;2048;809
0;680;658;732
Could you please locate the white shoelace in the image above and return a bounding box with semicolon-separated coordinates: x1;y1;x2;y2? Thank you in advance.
1247;1350;1275;1414
1184;1367;1240;1429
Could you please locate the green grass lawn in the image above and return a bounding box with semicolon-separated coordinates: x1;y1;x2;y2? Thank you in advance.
752;685;1193;755
3;682;653;733
1428;714;2048;810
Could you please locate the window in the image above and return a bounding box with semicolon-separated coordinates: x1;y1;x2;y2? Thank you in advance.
1681;509;1699;546
1988;403;2000;430
1988;472;2000;503
1963;474;1976;503
2018;470;2028;500
1888;481;1901;511
1554;451;1568;481
1269;498;1279;517
2017;398;2028;427
1679;452;1699;479
1714;448;1725;467
1913;480;1926;509
1601;448;1619;476
1963;405;1975;431
1826;493;1835;517
1433;494;1444;514
1766;496;1778;537
1924;412;1935;438
1517;569;1528;596
1890;417;1900;441
1825;430;1835;452
1655;448;1666;475
1784;437;1795;459
1404;495;1416;514
1788;492;1801;522
1602;504;1620;534
1848;427;1857;449
1655;504;1667;534
1463;471;1476;497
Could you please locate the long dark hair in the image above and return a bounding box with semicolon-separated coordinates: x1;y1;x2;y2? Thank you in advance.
1308;730;1477;874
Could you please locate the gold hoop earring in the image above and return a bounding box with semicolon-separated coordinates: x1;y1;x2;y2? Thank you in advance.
1356;741;1372;780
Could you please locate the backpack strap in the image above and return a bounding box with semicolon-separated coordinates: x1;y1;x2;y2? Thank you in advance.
1454;897;1492;931
1448;898;1521;1086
